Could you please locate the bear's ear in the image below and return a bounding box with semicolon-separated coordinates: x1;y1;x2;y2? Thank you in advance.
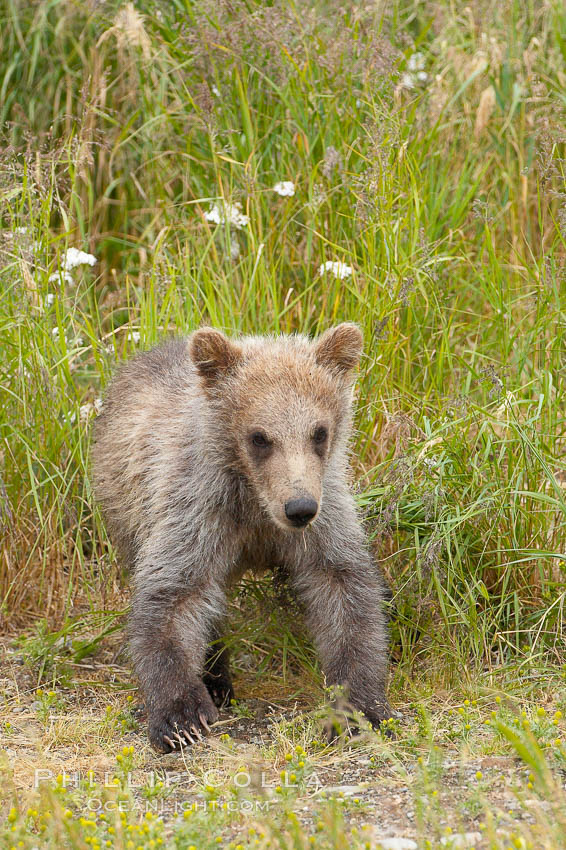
190;327;242;387
313;323;363;375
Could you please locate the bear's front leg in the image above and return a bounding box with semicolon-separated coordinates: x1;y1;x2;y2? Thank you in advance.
292;534;390;734
129;574;226;752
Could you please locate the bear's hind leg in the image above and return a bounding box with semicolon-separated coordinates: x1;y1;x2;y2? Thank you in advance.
203;636;235;708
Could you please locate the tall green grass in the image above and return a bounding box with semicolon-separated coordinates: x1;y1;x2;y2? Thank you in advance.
1;0;565;679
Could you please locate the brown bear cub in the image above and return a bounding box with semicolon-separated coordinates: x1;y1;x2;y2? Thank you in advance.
93;324;390;751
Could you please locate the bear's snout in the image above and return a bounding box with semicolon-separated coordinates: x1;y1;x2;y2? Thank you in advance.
284;496;318;528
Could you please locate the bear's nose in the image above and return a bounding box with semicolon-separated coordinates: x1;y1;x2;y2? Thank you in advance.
285;496;318;528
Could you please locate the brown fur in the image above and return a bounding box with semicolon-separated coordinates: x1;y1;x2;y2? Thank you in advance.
92;325;390;751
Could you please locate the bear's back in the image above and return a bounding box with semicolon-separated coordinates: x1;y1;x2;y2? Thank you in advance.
92;336;203;566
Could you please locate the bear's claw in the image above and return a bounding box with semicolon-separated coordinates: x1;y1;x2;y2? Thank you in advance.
323;695;393;743
148;682;218;753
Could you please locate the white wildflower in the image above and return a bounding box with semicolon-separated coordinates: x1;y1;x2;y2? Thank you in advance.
400;53;429;89
128;331;141;343
318;260;353;280
273;181;295;197
52;327;60;338
75;337;84;347
15;226;28;235
211;84;220;97
62;247;97;271
204;206;223;225
48;270;74;285
204;201;249;229
407;52;425;72
79;402;95;422
46;293;55;306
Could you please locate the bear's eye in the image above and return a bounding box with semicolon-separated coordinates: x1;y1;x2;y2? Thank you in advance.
251;431;270;448
313;426;328;444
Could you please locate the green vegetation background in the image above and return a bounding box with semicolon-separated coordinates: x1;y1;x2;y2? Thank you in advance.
1;0;566;688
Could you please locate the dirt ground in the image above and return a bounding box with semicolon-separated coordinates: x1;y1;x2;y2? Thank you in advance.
2;634;558;848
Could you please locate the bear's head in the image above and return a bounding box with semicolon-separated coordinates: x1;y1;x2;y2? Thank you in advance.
189;324;363;531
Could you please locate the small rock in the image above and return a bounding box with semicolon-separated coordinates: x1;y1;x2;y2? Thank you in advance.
377;839;418;850
524;798;551;810
440;833;482;848
326;785;364;796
